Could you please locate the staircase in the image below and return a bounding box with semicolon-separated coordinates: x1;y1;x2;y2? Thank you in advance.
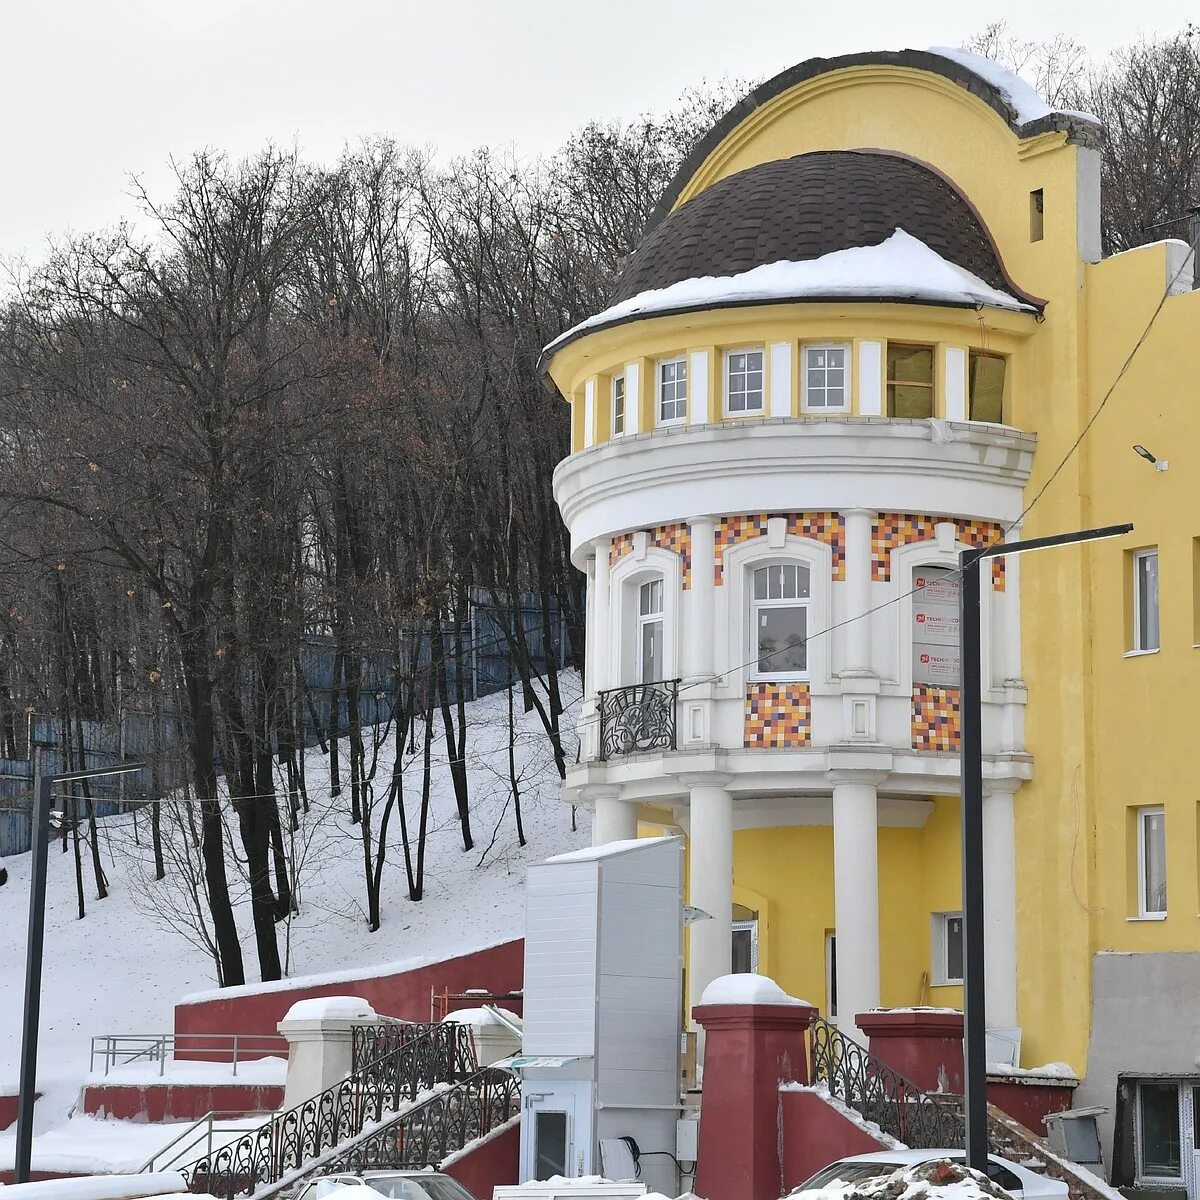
808;1016;1121;1200
162;1020;518;1200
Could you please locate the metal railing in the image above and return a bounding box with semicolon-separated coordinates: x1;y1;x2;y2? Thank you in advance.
174;1021;477;1198
597;679;680;760
809;1014;968;1149
90;1033;288;1077
140;1111;273;1175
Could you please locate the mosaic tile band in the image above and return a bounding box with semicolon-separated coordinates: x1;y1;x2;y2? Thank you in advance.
715;513;845;586
744;682;812;748
872;513;1006;589
610;523;693;589
911;684;961;752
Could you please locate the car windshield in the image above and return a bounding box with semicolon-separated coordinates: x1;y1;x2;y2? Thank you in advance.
366;1177;475;1200
796;1162;900;1191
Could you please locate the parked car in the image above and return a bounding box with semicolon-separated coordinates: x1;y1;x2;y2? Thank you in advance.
790;1149;1069;1200
294;1173;478;1200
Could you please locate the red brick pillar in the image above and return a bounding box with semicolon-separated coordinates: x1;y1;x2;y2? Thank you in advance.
856;1009;964;1093
693;998;817;1200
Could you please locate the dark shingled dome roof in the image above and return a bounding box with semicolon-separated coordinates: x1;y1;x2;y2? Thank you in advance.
608;150;1029;307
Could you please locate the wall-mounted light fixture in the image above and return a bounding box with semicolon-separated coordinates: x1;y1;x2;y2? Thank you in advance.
1133;444;1169;471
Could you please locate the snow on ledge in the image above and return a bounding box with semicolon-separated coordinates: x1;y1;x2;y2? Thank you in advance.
544;230;1033;354
282;995;376;1023
440;1006;521;1027
781;1081;905;1150
544;835;673;863
986;1060;1078;1081
699;973;812;1007
925;46;1101;126
0;1173;189;1200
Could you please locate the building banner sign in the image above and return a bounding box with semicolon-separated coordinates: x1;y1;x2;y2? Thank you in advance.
912;566;960;686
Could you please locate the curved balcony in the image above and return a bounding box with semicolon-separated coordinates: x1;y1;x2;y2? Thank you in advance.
553;416;1035;565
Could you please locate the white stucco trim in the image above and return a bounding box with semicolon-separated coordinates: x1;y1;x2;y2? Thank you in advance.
769;342;792;417
609;544;683;686
689;350;710;424
625;361;641;434
944;346;967;422
857;341;883;416
583;377;596;447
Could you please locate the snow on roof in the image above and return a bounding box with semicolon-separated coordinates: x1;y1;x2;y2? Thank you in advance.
699;972;812;1007
440;1006;521;1026
543;835;674;863
545;229;1032;355
925;46;1100;127
282;995;376;1023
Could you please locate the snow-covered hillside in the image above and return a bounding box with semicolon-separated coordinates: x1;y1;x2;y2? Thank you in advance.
0;674;588;1137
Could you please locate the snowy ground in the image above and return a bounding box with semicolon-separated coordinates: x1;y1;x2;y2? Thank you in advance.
0;673;588;1165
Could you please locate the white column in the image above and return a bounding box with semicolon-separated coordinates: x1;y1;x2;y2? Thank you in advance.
686;777;734;1019
584;554;596;695
842;509;873;676
832;774;881;1038
687;518;717;680
592;788;638;847
277;996;378;1109
982;780;1020;1030
592;538;612;694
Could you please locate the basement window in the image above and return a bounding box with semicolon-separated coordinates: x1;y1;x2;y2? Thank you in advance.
968;352;1006;423
886;344;934;418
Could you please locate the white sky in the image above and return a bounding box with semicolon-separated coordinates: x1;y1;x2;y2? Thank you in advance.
1;0;1193;263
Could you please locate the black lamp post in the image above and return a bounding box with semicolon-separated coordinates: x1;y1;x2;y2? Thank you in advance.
15;762;145;1183
959;522;1132;1171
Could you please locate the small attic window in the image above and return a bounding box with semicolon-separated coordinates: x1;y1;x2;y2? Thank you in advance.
1030;189;1044;242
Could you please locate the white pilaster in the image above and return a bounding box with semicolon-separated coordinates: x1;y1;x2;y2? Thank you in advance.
584;554;596;696
832;775;881;1038
769;342;792;417
625;362;641;434
592;538;612;694
687;518;717;681
944;347;967;422
983;780;1020;1030
584;377;597;446
686;777;734;1022
842;509;874;676
689;351;709;425
858;341;883;416
592;788;638;847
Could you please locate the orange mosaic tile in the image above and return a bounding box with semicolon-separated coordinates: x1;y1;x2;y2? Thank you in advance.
911;684;961;752
743;682;812;749
609;524;692;588
714;512;845;586
871;513;1006;590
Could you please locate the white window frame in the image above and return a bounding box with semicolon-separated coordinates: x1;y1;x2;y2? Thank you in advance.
1133;1078;1197;1187
1137;805;1167;919
611;374;626;437
931;911;965;985
636;577;665;684
825;931;837;1019
801;342;851;412
731;918;760;972
749;560;811;681
723;347;765;416
1131;548;1160;654
656;357;687;426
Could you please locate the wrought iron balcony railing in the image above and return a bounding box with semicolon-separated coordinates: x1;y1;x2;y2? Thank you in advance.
597;679;680;760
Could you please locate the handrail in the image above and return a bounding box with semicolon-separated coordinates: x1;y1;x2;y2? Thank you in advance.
138;1110;271;1175
90;1033;288;1077
808;1014;968;1149
170;1020;476;1196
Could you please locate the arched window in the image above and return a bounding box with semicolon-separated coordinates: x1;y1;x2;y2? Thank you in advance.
637;578;664;683
750;562;810;678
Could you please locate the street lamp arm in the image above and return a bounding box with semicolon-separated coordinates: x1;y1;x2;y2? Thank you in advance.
967;522;1134;563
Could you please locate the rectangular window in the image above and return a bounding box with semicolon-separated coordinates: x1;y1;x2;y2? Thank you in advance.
968;352;1006;423
931;911;965;985
1138;805;1167;917
825;932;837;1019
534;1110;569;1180
751;562;810;677
611;375;626;436
637;578;664;684
658;357;687;425
886;343;935;418
803;343;849;410
1132;549;1160;652
724;348;764;414
1137;1082;1181;1179
1030;189;1044;242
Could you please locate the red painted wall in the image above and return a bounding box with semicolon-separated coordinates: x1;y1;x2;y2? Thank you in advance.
443;1120;520;1199
174;939;525;1057
0;1171;80;1185
780;1089;890;1195
987;1078;1075;1137
0;1092;25;1131
80;1082;284;1122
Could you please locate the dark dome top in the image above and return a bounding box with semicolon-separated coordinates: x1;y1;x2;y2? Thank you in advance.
609;150;1031;307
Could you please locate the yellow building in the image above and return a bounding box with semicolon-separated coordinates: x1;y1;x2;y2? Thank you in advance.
542;47;1200;1190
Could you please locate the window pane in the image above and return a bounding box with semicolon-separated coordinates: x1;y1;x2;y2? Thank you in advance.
826;386;845;407
639;579;662;615
1142;809;1167;913
640;617;663;683
887;344;934;385
808;368;825;389
730;352;746;372
731;926;755;973
828;348;845;368
754;568;768;600
945;915;964;980
969;353;1005;423
1137;552;1160;650
1139;1083;1181;1177
534;1110;569;1180
809;348;827;369
888;383;934;419
757;605;807;672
